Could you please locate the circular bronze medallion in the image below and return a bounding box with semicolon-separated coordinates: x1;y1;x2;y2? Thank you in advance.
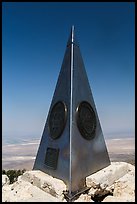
76;101;96;140
49;101;67;139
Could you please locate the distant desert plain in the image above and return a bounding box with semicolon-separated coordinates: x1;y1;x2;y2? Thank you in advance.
2;136;135;170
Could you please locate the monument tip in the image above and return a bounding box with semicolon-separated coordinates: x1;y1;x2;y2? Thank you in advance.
71;25;75;42
72;25;75;31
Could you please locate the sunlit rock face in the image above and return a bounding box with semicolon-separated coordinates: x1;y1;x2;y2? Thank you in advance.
2;175;10;187
2;162;135;202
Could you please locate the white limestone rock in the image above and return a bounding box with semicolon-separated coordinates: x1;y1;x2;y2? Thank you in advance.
74;194;93;202
102;195;135;202
88;186;111;198
2;179;62;202
102;163;135;202
113;171;135;197
86;162;130;189
19;170;66;199
2;175;10;186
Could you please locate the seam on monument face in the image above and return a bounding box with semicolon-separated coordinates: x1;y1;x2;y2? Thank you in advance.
69;42;74;196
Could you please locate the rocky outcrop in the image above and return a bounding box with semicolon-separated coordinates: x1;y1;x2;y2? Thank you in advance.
86;162;135;202
86;162;130;189
2;162;135;202
2;175;10;186
2;180;62;202
18;170;66;199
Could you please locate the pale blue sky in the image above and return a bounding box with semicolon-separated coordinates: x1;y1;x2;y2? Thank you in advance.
2;2;135;143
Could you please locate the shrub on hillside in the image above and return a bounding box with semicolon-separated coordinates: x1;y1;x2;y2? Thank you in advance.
2;169;26;184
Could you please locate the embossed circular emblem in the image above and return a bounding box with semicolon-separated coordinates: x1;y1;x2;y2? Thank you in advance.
49;101;67;139
76;101;96;140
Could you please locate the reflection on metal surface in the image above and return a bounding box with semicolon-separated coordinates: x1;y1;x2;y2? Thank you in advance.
48;101;67;139
76;101;96;140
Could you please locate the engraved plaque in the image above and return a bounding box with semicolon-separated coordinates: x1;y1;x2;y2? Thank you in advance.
76;101;96;140
45;147;59;170
49;101;67;139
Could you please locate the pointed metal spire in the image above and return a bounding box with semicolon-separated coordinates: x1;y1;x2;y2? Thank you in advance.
33;26;110;200
71;25;74;43
67;25;78;47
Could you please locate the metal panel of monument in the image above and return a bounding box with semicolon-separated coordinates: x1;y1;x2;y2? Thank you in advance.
33;26;110;199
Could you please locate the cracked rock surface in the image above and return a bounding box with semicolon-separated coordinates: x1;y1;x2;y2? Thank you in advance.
2;162;135;202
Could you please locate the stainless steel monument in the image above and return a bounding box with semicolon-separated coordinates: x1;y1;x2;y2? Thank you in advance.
33;26;110;199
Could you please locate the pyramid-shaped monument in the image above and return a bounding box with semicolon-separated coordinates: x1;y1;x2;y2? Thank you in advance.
33;26;110;198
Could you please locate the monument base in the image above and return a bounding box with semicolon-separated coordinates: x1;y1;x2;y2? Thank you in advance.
63;186;90;202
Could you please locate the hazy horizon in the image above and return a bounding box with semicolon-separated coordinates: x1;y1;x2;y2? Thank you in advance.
2;133;135;170
2;129;135;146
